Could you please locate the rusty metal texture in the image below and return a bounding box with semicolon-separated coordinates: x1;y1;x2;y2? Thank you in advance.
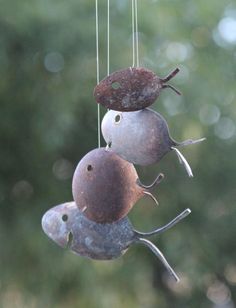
102;108;205;169
72;147;161;223
94;67;180;112
42;201;191;281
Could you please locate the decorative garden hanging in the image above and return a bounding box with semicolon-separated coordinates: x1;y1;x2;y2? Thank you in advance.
42;0;205;282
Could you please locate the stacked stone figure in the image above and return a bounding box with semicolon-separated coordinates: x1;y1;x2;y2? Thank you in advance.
42;66;205;282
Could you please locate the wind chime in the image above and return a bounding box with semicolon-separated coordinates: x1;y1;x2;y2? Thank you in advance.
42;0;205;282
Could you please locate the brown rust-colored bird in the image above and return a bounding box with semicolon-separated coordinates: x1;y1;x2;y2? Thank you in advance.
72;148;163;223
94;67;181;111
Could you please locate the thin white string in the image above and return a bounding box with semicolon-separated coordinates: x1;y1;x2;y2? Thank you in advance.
95;0;101;148
131;0;135;67
107;0;110;76
134;0;139;67
95;0;99;86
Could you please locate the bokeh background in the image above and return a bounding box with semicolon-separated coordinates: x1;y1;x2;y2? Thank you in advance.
1;0;236;307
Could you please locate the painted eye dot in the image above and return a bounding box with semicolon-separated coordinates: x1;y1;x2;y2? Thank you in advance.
114;114;121;124
111;82;121;90
62;214;68;222
87;165;93;171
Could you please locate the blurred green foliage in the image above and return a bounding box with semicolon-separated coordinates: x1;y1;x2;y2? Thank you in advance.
0;0;236;307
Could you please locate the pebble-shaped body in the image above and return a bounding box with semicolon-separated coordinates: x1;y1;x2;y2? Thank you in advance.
102;109;205;175
42;202;134;259
102;109;176;165
72;148;159;223
42;201;191;281
94;67;180;112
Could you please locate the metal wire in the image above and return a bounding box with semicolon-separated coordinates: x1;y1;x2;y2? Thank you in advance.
107;0;110;76
134;0;139;67
131;0;139;67
95;0;101;148
131;0;135;67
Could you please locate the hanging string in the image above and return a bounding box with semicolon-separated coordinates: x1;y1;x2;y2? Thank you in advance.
107;0;110;76
131;0;135;67
131;0;139;67
95;0;101;148
134;0;139;67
